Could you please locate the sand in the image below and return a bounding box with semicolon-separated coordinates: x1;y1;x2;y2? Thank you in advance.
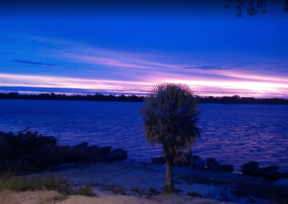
0;190;60;204
0;189;226;204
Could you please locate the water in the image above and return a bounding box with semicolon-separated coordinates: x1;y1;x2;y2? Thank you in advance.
0;99;287;173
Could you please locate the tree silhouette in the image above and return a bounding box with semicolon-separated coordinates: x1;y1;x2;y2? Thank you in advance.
140;83;200;194
225;0;288;17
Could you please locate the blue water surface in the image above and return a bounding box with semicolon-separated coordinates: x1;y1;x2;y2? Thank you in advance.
0;99;287;172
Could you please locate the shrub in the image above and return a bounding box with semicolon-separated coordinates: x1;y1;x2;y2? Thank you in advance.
0;130;90;174
72;183;96;197
0;172;96;197
100;184;126;195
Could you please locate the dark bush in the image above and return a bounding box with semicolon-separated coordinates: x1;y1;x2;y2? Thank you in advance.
2;131;56;152
0;130;89;174
0;172;97;197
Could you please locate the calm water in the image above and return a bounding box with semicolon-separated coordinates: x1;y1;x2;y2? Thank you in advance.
0;99;287;173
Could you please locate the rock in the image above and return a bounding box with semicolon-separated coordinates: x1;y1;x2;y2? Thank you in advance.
47;162;84;171
191;155;206;170
206;158;221;171
279;171;288;179
258;165;279;174
256;177;264;182
73;142;89;150
86;145;99;151
241;161;259;176
262;171;288;180
274;178;288;187
221;164;233;172
258;165;279;179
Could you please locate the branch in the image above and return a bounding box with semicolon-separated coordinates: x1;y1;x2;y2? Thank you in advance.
225;0;287;17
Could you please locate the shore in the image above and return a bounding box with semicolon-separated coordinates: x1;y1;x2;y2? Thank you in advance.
1;160;287;204
0;189;225;204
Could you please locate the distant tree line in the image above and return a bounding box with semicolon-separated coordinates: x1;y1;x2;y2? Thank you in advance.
0;92;287;105
0;92;144;102
200;95;288;105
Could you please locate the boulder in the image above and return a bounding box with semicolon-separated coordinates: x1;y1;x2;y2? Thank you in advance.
274;178;288;187
241;161;259;176
221;164;233;172
258;165;279;174
258;165;279;179
86;145;99;151
206;158;221;171
280;171;288;179
191;155;206;170
73;142;89;150
262;171;288;180
47;162;85;171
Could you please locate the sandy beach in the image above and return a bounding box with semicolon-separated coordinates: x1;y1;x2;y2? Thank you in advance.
1;159;284;204
0;189;225;204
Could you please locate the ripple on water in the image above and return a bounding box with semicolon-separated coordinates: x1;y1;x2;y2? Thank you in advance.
0;100;287;173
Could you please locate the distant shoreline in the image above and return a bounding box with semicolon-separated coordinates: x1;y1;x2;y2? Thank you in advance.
1;92;288;104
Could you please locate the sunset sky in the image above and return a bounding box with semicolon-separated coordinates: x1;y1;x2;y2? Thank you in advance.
1;0;288;98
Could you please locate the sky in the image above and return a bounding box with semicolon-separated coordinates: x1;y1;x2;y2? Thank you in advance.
1;0;288;98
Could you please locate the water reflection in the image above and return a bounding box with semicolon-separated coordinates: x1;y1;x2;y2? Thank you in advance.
0;100;287;172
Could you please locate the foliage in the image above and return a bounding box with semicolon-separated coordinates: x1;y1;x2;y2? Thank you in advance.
0;130;56;173
187;191;202;197
0;172;96;197
0;92;143;102
140;83;200;193
0;130;90;174
140;83;200;162
225;0;288;17
130;187;160;198
1;92;288;104
71;183;96;197
100;184;126;195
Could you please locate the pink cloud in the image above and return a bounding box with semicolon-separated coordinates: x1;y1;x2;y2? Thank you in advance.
4;36;288;98
1;71;288;98
0;73;153;95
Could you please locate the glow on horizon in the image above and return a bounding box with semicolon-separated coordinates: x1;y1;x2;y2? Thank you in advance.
1;72;288;98
2;34;287;99
1;1;288;99
57;48;288;98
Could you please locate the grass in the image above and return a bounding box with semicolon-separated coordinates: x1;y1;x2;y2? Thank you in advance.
99;184;126;195
130;187;161;198
71;183;96;197
0;131;98;202
0;172;96;199
187;191;202;197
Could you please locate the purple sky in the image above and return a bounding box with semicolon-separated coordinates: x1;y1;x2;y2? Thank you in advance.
1;0;288;98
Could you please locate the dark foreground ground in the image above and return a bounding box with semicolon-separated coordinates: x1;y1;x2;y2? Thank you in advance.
6;160;286;204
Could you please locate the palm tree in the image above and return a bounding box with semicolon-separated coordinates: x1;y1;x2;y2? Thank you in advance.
140;83;200;194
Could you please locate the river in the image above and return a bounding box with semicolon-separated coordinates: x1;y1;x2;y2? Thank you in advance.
0;99;287;173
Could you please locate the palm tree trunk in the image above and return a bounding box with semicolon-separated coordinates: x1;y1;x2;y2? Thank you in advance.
163;155;175;194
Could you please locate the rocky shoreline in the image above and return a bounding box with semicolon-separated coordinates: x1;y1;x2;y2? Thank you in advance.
21;159;288;204
1;133;288;203
49;142;288;189
189;155;288;182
